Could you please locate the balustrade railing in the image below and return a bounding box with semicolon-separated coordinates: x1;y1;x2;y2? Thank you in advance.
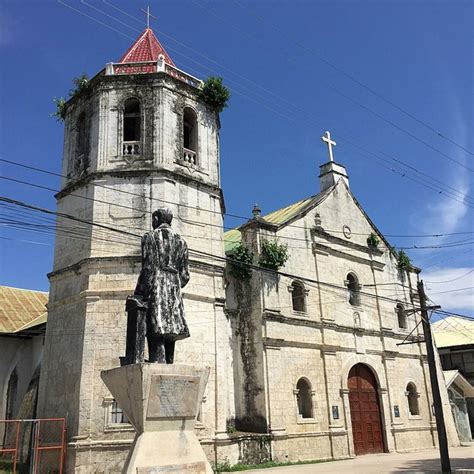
164;64;202;89
123;141;141;156
112;61;157;75
106;60;202;89
183;148;197;165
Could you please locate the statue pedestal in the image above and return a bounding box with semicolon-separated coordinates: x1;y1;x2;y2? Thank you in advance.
101;363;212;474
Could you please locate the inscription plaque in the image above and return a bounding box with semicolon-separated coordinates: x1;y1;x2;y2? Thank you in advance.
147;375;200;419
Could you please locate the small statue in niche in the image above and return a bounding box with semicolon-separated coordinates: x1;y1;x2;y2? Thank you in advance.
123;208;190;365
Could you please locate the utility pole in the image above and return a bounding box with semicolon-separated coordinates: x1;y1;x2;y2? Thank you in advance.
418;279;451;473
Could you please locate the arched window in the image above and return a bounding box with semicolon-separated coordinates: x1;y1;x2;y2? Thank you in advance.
397;303;407;329
406;383;419;416
76;112;86;157
295;378;313;419
291;281;306;312
183;107;197;165
123;98;141;155
5;368;18;420
346;273;360;306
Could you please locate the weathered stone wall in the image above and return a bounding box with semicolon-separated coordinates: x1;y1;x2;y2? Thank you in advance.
0;335;43;441
225;178;459;463
38;70;233;472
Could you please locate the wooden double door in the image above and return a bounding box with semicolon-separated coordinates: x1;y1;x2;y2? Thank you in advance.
348;363;385;455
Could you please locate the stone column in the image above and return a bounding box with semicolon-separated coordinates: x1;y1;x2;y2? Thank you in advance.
378;387;396;453
340;388;355;458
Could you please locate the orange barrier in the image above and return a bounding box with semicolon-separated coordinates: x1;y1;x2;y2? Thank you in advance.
0;418;66;473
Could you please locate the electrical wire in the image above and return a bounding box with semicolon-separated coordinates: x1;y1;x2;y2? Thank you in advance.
56;1;474;208
425;269;474;284
3;173;474;254
230;0;473;157
1;157;473;241
1;195;424;310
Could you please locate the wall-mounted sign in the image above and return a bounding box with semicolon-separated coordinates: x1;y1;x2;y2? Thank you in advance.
332;405;339;420
394;405;400;418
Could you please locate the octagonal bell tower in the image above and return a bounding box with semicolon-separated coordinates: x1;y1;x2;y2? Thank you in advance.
38;27;232;471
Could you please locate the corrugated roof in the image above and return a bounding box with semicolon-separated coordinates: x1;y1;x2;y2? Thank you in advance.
223;187;333;253
432;315;474;348
444;370;474;397
262;195;315;226
0;286;48;334
224;228;242;253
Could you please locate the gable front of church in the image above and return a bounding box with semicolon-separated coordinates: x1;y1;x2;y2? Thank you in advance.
224;155;459;459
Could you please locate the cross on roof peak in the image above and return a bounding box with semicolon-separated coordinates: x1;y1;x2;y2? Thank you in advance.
321;131;336;162
141;6;157;29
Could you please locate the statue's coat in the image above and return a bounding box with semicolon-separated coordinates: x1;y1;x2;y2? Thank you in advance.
135;223;190;340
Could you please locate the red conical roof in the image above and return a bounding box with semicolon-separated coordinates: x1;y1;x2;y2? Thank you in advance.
119;28;175;66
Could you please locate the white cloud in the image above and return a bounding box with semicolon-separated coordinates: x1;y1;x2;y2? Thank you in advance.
414;91;471;266
423;267;474;312
425;181;469;237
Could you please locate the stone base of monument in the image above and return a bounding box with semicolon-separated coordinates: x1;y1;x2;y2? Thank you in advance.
101;363;212;474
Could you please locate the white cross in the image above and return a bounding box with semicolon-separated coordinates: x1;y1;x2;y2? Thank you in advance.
321;131;336;162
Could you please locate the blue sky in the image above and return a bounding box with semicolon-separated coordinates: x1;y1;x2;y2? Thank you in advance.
0;0;472;315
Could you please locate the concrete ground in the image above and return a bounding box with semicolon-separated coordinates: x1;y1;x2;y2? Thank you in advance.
222;445;474;473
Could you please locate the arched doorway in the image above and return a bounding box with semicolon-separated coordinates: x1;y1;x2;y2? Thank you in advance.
348;363;384;455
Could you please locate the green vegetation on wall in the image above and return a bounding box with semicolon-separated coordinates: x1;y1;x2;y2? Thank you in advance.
199;76;230;113
52;73;91;122
258;239;288;270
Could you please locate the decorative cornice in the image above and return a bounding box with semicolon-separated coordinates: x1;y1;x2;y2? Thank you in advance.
264;312;420;344
56;167;223;203
48;255;224;279
239;217;279;233
263;311;322;329
312;242;385;270
312;228;384;256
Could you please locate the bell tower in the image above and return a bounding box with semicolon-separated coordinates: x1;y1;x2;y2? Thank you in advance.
37;27;232;471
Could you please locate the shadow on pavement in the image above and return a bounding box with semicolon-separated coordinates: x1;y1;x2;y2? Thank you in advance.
393;456;474;472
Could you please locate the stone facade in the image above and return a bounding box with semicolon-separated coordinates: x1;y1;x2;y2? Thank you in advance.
36;30;459;472
37;61;234;472
225;172;460;463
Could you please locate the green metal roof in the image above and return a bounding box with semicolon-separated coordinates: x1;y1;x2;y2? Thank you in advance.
224;228;242;253
262;196;315;225
224;188;333;253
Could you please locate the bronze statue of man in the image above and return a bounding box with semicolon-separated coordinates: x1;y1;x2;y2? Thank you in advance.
128;207;190;364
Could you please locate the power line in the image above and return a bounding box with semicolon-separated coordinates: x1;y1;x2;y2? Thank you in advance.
230;0;473;157
56;1;474;207
3;173;474;253
428;286;474;296
0;195;422;309
431;311;474;340
106;0;474;196
425;269;474;284
1;157;473;241
433;310;474;321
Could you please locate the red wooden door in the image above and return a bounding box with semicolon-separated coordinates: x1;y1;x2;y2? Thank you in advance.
348;364;384;455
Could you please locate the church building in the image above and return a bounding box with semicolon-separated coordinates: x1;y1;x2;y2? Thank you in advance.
36;26;459;471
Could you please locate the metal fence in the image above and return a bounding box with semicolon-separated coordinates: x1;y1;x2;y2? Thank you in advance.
0;418;66;474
